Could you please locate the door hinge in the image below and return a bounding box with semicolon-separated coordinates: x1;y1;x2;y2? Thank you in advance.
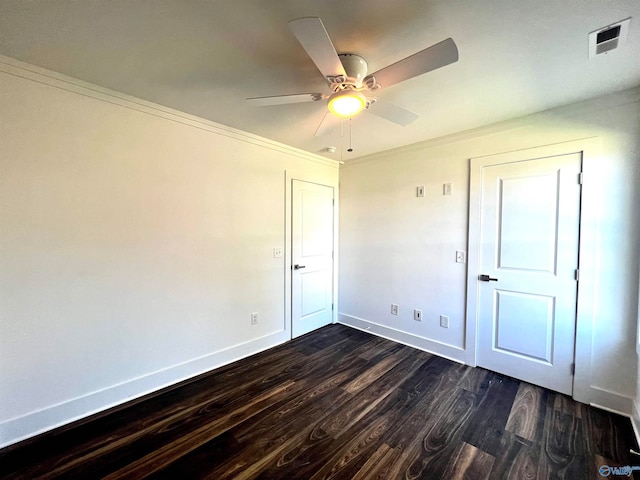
571;363;576;375
332;303;334;311
574;268;580;281
578;172;583;185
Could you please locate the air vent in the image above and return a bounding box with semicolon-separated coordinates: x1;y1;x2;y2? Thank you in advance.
589;18;631;58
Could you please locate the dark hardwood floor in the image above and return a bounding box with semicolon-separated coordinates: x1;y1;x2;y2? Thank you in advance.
1;324;638;479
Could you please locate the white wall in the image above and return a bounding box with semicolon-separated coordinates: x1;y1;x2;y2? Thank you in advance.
339;87;640;414
634;269;640;441
0;57;338;447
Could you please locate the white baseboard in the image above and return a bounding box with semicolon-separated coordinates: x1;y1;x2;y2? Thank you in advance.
0;330;289;449
338;313;466;364
574;385;633;418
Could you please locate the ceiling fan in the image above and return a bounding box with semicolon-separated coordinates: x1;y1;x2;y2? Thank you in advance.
246;17;459;135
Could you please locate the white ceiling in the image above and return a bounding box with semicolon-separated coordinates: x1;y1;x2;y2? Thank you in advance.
1;0;639;160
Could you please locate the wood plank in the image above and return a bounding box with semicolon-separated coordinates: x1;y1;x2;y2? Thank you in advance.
258;384;414;480
144;431;243;480
553;391;584;419
317;350;429;439
342;352;409;394
505;382;547;442
102;381;296;479
538;393;588;479
147;384;351;480
355;337;398;361
544;405;585;457
458;366;491;393
398;388;478;479
461;372;520;457
537;447;588;479
488;431;539;480
162;352;369;479
382;357;469;451
351;443;401;480
233;367;360;444
250;355;432;480
307;414;396;480
442;442;495;480
211;377;384;480
290;324;360;355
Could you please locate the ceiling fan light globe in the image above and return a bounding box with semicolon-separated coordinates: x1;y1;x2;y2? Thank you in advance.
327;90;366;118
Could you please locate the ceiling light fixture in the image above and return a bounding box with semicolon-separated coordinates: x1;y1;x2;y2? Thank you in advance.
327;89;366;118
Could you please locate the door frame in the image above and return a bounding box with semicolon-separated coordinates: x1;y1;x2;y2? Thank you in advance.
465;138;599;403
284;174;338;340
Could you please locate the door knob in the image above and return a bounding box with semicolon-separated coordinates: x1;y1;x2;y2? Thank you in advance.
293;264;306;270
479;274;498;282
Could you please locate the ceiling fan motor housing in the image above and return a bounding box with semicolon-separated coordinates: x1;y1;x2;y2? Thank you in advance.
338;54;368;87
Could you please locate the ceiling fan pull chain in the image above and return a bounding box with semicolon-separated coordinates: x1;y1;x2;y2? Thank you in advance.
340;119;344;162
348;118;353;153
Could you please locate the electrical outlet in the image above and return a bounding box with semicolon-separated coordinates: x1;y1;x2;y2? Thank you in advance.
251;312;258;325
416;186;425;197
273;247;283;258
414;309;422;321
456;251;466;263
440;315;449;328
391;304;399;316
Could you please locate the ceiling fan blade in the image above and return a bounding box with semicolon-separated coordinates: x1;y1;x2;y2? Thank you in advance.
246;93;325;107
366;38;458;90
367;99;419;126
289;17;347;80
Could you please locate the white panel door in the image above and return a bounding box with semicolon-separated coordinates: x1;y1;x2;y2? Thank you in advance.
292;180;334;338
477;153;582;395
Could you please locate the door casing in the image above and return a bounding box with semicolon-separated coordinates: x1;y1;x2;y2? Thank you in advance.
465;138;600;404
284;174;338;340
290;179;335;338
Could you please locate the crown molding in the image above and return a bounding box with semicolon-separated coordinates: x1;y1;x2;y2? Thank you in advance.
343;84;640;167
0;54;338;169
